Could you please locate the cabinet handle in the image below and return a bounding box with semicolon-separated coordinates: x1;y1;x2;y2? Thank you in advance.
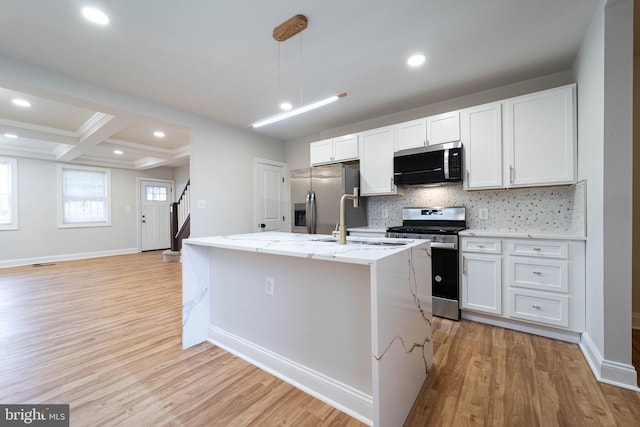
466;169;470;182
462;256;467;275
533;247;542;252
533;271;542;276
509;165;514;184
390;177;394;191
478;244;485;249
532;304;541;309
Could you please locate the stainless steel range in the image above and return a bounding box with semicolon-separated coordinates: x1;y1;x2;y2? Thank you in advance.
387;207;466;320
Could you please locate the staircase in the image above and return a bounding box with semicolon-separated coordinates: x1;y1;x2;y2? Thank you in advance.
163;180;190;262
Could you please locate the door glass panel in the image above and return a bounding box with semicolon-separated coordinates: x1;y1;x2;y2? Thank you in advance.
146;185;167;202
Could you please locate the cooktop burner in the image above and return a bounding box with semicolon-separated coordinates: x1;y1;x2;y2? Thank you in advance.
387;206;467;235
387;225;466;235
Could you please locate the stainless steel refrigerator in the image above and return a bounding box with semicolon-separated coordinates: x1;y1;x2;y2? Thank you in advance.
290;163;367;234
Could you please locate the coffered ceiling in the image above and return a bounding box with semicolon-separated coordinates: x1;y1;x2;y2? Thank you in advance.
0;1;600;170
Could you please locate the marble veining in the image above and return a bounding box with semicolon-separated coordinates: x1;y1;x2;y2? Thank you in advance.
182;285;208;328
368;181;585;234
374;246;433;373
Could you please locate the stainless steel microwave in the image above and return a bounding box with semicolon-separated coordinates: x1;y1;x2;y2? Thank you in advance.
393;142;463;186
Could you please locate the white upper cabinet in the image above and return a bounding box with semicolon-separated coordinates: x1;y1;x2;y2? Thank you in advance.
395;118;427;151
461;102;503;190
310;134;359;166
359;126;400;196
426;111;460;145
504;85;576;187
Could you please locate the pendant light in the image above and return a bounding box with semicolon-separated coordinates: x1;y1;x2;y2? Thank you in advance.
249;15;347;128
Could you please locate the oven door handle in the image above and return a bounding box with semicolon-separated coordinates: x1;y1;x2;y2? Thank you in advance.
430;242;458;250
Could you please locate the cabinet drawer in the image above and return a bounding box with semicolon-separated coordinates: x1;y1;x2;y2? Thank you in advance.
461;238;501;254
507;288;569;328
507;257;568;293
507;240;568;259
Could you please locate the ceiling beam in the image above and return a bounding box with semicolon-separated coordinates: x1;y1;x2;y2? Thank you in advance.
56;113;133;162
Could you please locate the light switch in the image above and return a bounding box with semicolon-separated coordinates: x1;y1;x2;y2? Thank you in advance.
479;208;488;220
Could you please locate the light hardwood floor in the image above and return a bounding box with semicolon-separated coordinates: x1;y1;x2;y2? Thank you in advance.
1;252;638;426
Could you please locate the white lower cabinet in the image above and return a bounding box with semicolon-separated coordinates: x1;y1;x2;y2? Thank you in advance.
461;253;502;315
461;236;585;336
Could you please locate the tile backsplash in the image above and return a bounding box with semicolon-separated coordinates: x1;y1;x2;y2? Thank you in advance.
367;181;585;234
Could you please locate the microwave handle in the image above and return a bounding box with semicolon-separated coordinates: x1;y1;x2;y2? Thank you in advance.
444;148;450;180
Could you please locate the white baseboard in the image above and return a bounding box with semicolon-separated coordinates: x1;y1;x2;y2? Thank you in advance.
208;325;373;426
633;312;640;330
0;248;139;268
579;332;640;392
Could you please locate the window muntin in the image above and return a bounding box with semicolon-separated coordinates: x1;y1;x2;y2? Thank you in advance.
145;185;167;202
58;165;111;227
0;157;18;230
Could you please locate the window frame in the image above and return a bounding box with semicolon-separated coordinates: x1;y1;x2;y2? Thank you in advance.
57;164;112;228
0;157;18;231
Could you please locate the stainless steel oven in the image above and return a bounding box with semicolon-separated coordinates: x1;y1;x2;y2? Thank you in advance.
387;207;466;320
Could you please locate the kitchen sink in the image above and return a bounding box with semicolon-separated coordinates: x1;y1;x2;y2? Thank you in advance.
311;237;409;246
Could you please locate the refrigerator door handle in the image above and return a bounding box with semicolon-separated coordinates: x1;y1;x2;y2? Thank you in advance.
306;191;316;234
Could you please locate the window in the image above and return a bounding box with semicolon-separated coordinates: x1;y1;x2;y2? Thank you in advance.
58;165;111;227
0;157;18;230
146;185;167;201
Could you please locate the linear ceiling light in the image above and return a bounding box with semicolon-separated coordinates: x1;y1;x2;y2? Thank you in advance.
249;14;346;128
250;92;346;128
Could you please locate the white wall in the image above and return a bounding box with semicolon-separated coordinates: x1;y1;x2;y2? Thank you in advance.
0;158;173;266
0;55;285;264
173;162;190;201
573;0;637;389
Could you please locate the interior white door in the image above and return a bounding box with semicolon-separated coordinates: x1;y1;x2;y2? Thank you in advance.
140;179;173;251
256;160;287;232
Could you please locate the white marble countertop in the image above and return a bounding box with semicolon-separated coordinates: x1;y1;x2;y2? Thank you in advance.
460;229;586;240
347;225;389;233
183;232;429;265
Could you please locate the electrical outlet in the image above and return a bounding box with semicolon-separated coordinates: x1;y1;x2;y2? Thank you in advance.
479;208;488;220
197;200;206;209
382;209;388;218
265;277;275;296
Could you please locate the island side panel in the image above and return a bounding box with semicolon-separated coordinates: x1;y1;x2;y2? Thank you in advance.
182;242;211;349
371;243;433;427
207;247;374;422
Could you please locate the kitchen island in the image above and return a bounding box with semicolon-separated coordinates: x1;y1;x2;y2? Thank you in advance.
182;232;432;427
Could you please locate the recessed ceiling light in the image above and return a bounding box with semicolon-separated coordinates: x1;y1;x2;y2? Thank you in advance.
11;98;31;108
82;7;110;25
407;54;426;67
280;102;293;111
153;131;165;138
113;150;123;155
4;133;18;139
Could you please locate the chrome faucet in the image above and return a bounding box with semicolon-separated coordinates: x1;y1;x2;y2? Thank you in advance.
338;187;359;244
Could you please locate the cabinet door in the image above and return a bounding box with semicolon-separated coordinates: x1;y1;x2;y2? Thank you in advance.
395;118;426;152
461;253;502;315
310;139;334;166
426;111;460;145
359;126;398;196
461;102;503;190
333;134;359;161
505;85;576;187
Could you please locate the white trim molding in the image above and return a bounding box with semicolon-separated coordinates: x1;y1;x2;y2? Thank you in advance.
0;247;138;269
579;332;640;391
209;325;373;426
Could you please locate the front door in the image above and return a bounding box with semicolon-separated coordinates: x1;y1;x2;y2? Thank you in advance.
255;160;287;232
140;179;173;251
